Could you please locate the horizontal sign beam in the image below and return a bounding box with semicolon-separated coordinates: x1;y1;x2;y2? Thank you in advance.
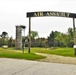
27;11;76;18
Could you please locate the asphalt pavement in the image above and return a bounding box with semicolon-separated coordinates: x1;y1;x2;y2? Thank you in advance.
0;58;76;75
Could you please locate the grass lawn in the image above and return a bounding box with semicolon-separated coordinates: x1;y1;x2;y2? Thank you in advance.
30;47;76;57
0;48;45;60
0;47;76;60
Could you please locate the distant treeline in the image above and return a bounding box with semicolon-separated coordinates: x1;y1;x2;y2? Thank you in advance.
0;27;74;48
25;27;74;48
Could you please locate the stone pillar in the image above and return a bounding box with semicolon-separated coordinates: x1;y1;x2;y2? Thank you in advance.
15;26;22;49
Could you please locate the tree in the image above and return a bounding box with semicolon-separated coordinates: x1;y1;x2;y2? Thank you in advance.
30;31;38;47
54;31;63;47
68;28;73;38
48;31;69;47
47;31;59;47
1;31;8;38
1;31;8;45
31;31;38;39
35;38;47;47
8;37;13;47
67;28;74;47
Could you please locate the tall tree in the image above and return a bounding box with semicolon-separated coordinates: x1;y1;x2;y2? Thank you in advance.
68;28;74;39
67;28;74;47
47;31;56;47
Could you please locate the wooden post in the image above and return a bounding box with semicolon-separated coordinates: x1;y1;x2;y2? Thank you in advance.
73;18;76;55
28;17;31;53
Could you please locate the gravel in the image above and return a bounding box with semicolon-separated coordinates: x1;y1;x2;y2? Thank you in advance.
36;53;76;65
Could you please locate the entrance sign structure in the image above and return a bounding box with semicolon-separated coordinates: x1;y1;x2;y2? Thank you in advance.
27;11;76;55
15;25;26;50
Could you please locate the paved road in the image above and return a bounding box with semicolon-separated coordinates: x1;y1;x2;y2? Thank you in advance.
0;58;76;75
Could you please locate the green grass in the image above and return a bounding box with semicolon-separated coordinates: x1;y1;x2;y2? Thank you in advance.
0;48;45;60
0;47;76;60
31;47;76;57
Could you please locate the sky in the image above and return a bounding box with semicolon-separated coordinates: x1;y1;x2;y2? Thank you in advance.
0;0;76;39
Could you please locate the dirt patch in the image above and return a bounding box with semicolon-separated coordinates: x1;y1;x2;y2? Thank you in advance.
36;53;76;65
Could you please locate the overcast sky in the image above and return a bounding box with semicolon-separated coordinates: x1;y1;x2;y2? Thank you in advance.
0;0;76;38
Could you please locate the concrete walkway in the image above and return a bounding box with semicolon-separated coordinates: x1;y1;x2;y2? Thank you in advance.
0;58;76;75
